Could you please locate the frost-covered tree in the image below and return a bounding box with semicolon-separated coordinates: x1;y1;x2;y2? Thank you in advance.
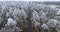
32;11;40;29
39;10;46;19
32;11;40;21
6;8;14;18
0;1;59;32
12;8;28;20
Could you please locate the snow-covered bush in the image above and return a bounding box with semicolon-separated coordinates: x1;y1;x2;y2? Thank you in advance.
41;24;48;29
39;10;46;19
57;9;60;15
6;18;17;27
47;19;58;28
32;11;40;21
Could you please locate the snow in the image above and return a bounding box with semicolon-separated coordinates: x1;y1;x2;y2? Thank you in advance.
7;18;17;26
41;24;48;29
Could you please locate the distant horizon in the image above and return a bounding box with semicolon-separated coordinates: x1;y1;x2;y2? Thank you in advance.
0;0;60;1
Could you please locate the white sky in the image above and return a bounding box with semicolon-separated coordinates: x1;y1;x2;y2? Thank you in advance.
0;0;60;1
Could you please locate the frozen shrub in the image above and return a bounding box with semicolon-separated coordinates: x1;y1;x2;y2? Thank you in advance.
18;9;28;18
1;5;8;15
12;8;27;19
32;11;40;21
39;10;46;19
32;11;40;28
35;21;40;27
12;8;20;17
41;24;48;29
7;18;17;27
57;9;60;15
6;8;14;18
47;19;58;28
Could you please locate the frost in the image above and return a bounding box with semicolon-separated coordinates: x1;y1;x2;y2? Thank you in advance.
41;24;48;29
7;18;17;26
12;8;27;19
32;11;40;21
39;10;46;19
32;11;40;28
0;1;59;32
57;9;60;15
47;19;58;28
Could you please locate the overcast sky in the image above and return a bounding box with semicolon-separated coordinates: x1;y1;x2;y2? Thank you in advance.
0;0;60;1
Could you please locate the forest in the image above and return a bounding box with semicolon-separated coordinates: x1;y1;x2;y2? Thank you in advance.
0;1;59;32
